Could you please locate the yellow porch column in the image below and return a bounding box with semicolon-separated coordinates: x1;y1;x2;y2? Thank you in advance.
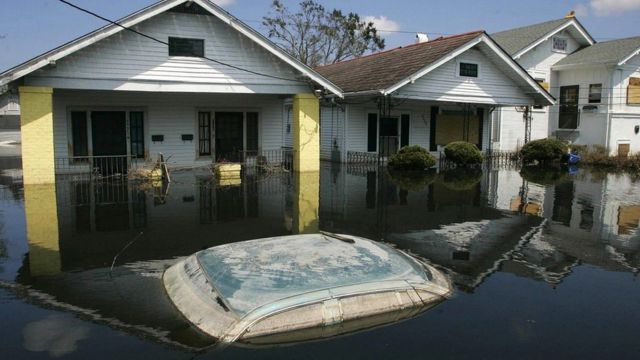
293;171;320;234
24;184;61;276
19;86;55;184
292;93;320;172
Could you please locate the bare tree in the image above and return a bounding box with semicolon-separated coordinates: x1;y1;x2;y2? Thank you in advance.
263;0;385;67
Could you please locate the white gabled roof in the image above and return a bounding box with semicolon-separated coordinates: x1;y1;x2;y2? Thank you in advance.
492;17;596;60
0;0;343;97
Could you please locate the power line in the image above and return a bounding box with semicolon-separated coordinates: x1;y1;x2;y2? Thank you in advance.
57;0;305;83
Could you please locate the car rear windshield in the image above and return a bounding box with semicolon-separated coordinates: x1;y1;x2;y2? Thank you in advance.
196;234;430;316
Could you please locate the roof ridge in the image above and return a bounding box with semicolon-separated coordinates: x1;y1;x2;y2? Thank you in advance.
590;35;640;44
316;30;485;70
492;17;568;35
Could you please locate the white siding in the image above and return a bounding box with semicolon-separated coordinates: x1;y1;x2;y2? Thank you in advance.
612;54;640;114
495;30;583;151
609;115;640;155
0;93;20;116
496;108;549;151
551;66;610;143
26;11;311;94
399;48;531;106
518;30;582;83
320;104;345;161
53;90;285;166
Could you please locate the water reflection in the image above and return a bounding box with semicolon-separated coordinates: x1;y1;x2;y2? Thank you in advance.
1;163;639;353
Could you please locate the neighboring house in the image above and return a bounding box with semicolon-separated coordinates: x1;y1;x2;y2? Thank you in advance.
491;14;595;151
0;91;20;130
0;0;341;184
315;31;554;161
551;36;640;156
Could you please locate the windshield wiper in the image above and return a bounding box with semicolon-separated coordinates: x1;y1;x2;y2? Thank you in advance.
319;231;355;244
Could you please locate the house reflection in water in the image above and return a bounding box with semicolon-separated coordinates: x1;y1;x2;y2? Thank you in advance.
15;163;640;348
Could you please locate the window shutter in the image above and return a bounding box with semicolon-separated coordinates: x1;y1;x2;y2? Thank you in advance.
400;114;410;148
367;114;377;152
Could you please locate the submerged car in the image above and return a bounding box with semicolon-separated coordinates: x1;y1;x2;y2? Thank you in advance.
163;233;452;345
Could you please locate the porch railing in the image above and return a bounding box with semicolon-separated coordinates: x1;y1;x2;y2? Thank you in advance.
55;155;140;178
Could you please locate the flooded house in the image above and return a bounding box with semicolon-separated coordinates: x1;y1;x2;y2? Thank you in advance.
0;0;343;186
492;13;640;156
314;31;554;162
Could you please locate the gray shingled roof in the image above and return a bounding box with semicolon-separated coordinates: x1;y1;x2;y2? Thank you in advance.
315;31;484;93
491;18;569;55
554;36;640;67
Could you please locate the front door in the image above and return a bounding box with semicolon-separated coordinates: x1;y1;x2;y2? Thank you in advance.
559;85;579;129
379;117;398;156
91;111;127;174
215;112;244;162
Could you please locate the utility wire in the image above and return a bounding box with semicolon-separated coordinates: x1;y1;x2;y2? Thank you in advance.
57;0;305;83
55;1;638;95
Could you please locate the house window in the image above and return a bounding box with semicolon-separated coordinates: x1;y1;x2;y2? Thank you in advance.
459;62;478;78
589;84;602;104
559;85;579;129
71;111;88;157
198;112;212;156
169;37;204;57
552;37;568;53
129;111;145;158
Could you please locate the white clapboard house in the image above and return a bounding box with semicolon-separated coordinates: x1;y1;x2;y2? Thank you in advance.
492;13;640;156
315;31;554;162
0;0;341;179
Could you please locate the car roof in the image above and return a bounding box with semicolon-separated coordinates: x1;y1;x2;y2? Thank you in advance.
195;233;430;316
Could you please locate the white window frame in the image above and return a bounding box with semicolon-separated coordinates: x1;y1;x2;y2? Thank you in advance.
457;61;480;79
588;83;603;104
66;107;148;160
551;37;569;53
194;108;262;160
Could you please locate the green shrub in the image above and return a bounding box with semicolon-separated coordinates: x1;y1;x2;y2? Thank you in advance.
443;141;483;166
387;169;437;192
388;145;436;170
520;138;567;164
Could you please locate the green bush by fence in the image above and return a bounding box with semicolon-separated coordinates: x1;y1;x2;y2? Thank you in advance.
443;141;483;166
388;145;436;170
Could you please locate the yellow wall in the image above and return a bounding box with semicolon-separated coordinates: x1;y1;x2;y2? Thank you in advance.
293;171;319;234
24;184;61;276
292;93;320;172
19;87;55;184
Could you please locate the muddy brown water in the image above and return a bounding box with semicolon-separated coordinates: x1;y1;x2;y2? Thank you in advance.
0;162;639;359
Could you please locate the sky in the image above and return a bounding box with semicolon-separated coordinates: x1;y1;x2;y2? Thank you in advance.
1;0;640;72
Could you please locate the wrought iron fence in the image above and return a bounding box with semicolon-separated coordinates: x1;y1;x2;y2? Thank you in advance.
439;149;522;170
346;151;382;165
55;155;141;178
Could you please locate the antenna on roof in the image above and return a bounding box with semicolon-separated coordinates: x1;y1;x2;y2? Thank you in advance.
565;10;576;18
415;33;429;44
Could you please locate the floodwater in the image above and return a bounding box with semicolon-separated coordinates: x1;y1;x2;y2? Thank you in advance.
0;160;639;359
